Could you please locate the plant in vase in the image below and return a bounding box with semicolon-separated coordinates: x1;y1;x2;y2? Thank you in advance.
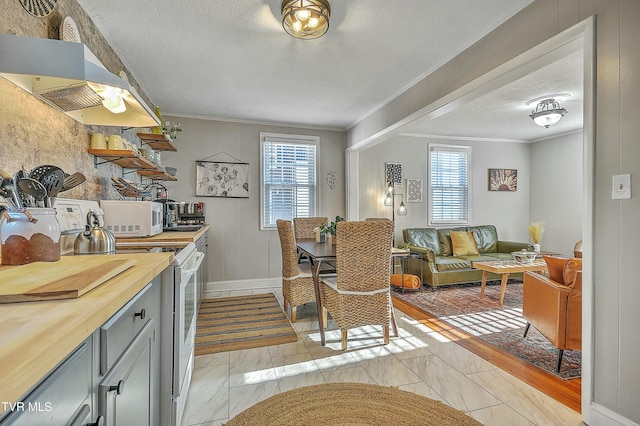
320;215;345;244
528;221;545;253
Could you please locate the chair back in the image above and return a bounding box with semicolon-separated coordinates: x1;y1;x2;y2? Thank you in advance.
335;220;394;292
293;216;327;240
276;219;299;278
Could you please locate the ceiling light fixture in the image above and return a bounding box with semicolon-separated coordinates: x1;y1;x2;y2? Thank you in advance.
281;0;331;40
526;93;571;128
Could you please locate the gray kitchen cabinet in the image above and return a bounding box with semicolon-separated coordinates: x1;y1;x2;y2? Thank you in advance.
0;276;162;426
98;278;161;425
196;233;208;308
98;321;154;426
0;335;96;425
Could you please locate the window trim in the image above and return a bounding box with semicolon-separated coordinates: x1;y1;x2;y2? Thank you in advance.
260;132;320;231
427;143;472;226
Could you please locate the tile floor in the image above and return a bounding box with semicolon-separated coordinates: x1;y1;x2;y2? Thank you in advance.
182;288;584;426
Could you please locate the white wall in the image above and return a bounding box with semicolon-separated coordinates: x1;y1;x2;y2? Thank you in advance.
162;116;346;286
530;132;583;256
358;135;531;244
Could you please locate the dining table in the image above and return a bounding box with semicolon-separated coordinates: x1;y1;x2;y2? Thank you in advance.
295;240;409;346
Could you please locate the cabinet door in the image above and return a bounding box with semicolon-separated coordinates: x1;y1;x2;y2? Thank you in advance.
98;321;154;426
0;337;92;425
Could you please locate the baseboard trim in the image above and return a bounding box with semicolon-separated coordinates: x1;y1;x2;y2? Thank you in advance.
589;403;638;426
204;277;281;293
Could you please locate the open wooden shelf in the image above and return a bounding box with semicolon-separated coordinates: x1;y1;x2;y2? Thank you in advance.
136;133;177;152
88;149;157;169
136;170;177;181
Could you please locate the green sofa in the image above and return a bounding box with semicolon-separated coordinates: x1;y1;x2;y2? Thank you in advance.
402;225;530;288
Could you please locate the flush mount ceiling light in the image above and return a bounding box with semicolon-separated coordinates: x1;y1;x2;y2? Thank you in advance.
526;93;571;128
281;0;331;40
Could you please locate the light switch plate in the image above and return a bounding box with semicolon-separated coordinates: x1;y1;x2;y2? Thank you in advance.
612;174;631;199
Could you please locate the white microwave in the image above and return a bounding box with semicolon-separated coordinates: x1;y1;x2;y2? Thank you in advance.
100;200;163;237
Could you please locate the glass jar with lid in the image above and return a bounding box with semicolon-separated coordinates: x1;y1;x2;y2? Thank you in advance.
1;208;61;265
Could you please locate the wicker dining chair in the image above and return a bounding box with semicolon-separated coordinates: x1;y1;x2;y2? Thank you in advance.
293;216;328;240
293;216;328;262
276;219;316;322
319;220;396;350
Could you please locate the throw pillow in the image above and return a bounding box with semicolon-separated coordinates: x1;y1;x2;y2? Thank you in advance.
450;230;479;257
563;258;583;287
544;256;568;284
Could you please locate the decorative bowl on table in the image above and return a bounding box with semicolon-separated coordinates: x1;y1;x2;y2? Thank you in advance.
511;250;538;264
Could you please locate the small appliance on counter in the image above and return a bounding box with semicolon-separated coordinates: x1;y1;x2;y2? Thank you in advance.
100;200;163;237
73;211;116;254
162;201;206;232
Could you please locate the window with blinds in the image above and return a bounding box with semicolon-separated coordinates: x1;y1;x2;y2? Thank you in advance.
428;144;471;225
260;133;318;230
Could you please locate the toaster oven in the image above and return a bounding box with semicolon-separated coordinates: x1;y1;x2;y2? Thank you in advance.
100;200;163;237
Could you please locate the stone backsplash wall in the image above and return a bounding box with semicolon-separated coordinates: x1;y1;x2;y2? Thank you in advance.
0;0;156;202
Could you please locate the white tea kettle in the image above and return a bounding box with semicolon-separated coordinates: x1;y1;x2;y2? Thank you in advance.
74;211;116;254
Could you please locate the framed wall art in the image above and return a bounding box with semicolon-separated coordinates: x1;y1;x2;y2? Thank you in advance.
196;161;249;198
385;163;402;187
406;178;423;202
488;168;517;192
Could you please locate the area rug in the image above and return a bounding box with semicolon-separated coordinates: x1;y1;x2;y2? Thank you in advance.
224;382;481;426
394;281;582;379
195;293;297;355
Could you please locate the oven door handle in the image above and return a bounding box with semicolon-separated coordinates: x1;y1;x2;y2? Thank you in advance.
182;252;205;276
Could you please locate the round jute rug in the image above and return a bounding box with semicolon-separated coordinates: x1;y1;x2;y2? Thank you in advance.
225;382;482;426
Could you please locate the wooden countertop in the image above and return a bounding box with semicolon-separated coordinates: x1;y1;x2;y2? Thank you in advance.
0;252;174;414
115;224;209;243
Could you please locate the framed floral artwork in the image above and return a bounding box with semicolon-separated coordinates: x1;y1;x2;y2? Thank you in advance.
488;168;517;191
196;161;249;197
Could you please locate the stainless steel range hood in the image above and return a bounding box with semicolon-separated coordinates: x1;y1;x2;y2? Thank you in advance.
0;35;160;128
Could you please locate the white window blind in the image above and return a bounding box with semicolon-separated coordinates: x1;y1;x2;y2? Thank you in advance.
429;144;471;225
261;135;317;229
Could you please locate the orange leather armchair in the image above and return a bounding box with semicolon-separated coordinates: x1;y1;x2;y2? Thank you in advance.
522;257;582;372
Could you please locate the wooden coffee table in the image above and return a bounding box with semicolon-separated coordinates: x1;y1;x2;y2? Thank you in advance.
472;260;548;305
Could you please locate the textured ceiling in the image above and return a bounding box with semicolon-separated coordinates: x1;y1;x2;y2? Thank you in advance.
75;0;534;130
404;47;584;142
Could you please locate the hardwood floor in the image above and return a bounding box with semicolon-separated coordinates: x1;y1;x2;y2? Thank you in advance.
392;295;582;413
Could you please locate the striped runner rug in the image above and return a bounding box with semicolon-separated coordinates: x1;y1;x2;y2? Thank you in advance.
195;293;298;355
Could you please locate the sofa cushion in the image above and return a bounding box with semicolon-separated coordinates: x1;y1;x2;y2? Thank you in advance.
403;228;441;255
450;230;479;256
437;228;455;256
544;256;568;284
435;256;472;271
563;258;583;288
456;254;502;262
470;225;498;253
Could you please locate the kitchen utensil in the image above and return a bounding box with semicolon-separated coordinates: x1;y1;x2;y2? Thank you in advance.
18;177;48;206
0;257;136;303
0;174;17;209
74;211;116;254
0;187;16;209
61;172;86;192
13;170;26;209
30;164;65;206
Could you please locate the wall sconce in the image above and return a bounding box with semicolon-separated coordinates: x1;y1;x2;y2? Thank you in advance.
384;182;407;221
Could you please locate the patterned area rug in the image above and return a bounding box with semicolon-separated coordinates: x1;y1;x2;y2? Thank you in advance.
195;293;297;355
394;280;581;379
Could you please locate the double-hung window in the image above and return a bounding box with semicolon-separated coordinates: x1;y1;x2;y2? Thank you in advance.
260;133;318;230
428;144;471;225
